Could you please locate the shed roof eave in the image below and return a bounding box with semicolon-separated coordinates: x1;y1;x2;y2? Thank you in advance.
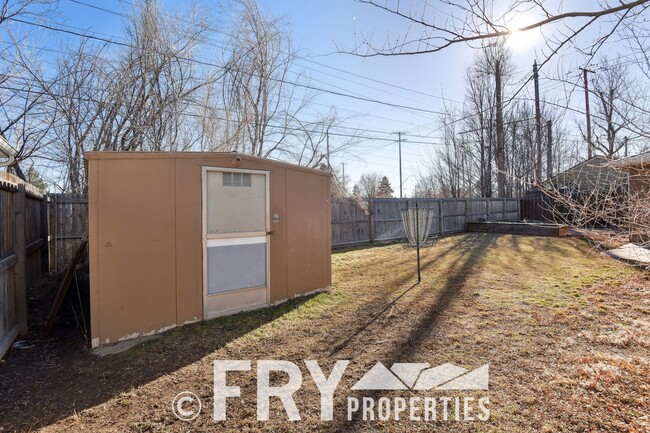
83;151;332;177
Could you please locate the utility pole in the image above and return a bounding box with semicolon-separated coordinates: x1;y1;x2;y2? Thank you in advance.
546;120;553;179
326;130;330;170
580;67;594;159
495;59;506;197
533;60;542;183
394;132;406;198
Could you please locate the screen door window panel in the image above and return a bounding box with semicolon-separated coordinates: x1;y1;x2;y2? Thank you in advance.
206;171;266;235
207;238;267;294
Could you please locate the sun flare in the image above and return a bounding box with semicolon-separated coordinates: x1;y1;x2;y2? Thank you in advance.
506;15;540;51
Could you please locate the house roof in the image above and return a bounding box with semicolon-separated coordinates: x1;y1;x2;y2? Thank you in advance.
546;155;625;190
0;135;17;166
611;151;650;167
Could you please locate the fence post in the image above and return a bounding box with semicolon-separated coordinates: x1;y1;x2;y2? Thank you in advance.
40;195;49;275
486;199;490;221
464;198;469;226
502;198;506;220
52;194;58;274
368;198;375;244
438;199;444;235
13;184;27;337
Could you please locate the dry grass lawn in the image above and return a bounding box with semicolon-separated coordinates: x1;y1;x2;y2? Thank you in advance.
0;233;649;432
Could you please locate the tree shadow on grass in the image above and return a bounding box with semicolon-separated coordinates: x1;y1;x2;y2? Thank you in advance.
331;235;484;334
329;234;498;354
330;233;499;431
0;293;318;431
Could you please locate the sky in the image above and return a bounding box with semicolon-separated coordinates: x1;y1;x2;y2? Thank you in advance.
14;0;648;195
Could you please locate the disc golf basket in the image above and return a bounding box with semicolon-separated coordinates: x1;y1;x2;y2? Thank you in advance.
400;202;436;283
401;206;436;247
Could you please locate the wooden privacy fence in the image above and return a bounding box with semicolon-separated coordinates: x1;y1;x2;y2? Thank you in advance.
50;194;88;273
332;197;520;247
0;172;48;359
520;191;556;222
42;195;522;261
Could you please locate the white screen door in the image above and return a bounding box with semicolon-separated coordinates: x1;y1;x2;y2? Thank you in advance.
202;167;270;318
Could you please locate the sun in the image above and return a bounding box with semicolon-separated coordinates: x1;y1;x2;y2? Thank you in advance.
505;15;541;51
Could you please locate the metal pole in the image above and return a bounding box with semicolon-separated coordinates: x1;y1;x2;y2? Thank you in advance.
398;132;403;198
415;201;421;283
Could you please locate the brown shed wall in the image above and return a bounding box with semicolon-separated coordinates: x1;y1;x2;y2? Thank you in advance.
86;152;331;347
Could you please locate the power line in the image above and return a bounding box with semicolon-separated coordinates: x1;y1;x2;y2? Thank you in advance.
1;36;441;131
105;0;464;105
1;70;448;143
0;83;449;146
7;16;450;117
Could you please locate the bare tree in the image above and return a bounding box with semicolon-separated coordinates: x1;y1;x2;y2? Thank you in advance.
0;0;55;27
348;1;650;64
218;0;354;167
591;57;643;157
354;172;384;198
0;0;57;179
38;0;214;190
219;0;302;157
95;0;212;152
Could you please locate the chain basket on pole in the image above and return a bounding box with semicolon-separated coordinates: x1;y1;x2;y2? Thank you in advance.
401;204;436;247
401;202;436;283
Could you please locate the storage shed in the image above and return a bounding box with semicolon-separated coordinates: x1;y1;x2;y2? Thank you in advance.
85;152;331;348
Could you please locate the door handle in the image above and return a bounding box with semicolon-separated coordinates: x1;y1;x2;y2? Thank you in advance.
266;231;274;235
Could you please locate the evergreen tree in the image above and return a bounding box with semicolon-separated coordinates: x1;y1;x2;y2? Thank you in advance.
25;167;47;190
378;176;394;198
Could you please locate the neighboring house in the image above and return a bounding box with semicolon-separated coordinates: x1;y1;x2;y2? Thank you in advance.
546;155;627;194
523;155;633;223
611;151;650;194
612;151;650;243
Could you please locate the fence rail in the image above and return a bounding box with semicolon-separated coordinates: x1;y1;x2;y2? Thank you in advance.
332;197;520;247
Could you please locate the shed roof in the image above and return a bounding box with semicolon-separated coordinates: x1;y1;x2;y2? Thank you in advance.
84;151;332;177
